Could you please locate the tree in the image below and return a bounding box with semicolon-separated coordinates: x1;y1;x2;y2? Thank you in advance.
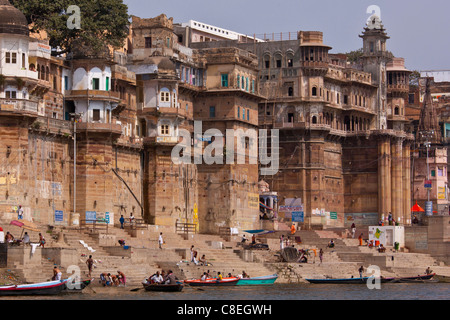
10;0;130;56
344;48;364;63
409;70;421;88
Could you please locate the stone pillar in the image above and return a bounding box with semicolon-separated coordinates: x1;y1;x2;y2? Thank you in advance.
391;139;403;223
378;137;391;221
402;141;411;224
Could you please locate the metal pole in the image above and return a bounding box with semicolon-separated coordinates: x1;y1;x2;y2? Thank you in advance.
74;119;76;215
426;142;430;202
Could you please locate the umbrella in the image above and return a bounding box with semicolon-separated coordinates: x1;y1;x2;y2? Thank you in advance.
9;220;41;236
411;201;424;212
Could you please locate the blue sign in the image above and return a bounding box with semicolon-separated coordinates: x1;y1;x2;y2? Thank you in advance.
105;212;110;224
85;211;97;223
292;211;304;222
55;210;64;222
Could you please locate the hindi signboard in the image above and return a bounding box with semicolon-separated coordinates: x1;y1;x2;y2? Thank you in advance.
54;210;64;222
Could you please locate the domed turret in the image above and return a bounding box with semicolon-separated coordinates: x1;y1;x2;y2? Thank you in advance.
0;0;29;36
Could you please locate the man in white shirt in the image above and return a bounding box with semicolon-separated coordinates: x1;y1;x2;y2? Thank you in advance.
18;206;24;220
158;232;163;249
22;232;30;246
150;271;163;284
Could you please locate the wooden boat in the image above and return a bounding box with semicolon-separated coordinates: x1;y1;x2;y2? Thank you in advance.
184;277;239;287
306;277;370;284
307;274;436;284
64;278;94;292
435;274;450;283
237;274;278;286
384;273;436;283
143;282;184;292
0;279;68;296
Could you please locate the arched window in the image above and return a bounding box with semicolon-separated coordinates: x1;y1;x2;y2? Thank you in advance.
46;66;50;81
394;106;399;115
312;87;317;96
312;116;317;124
288;87;293;97
41;65;46;81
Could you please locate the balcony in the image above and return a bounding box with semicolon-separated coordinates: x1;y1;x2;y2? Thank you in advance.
387;83;409;96
273;121;305;130
138;105;191;119
31;118;72;135
115;136;143;149
0;99;38;116
75;121;122;136
65;90;122;102
143;136;180;146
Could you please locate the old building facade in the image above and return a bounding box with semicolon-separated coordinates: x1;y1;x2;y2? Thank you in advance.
0;1;420;233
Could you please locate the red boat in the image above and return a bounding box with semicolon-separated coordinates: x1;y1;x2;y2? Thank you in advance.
184;277;239;287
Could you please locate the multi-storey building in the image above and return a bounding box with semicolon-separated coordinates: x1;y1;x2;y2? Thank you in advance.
189;13;414;227
0;0;421;233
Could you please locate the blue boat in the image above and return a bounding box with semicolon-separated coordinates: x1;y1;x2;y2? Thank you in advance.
305;277;370;284
237;274;278;286
0;279;68;296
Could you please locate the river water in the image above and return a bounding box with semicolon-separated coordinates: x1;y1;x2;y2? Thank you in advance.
2;283;447;318
4;282;448;300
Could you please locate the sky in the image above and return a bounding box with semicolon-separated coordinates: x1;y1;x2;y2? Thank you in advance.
124;0;450;72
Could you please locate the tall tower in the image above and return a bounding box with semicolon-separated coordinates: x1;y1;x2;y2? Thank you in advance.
359;14;391;130
418;77;441;143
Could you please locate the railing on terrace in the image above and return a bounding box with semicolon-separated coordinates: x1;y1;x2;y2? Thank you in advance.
175;221;197;235
123;218;147;231
78;219;109;234
0;99;38;114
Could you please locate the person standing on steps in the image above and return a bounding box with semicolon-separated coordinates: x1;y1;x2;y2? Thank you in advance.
119;215;125;229
351;223;356;238
18;205;24;220
39;233;46;248
158;232;163;249
86;255;94;277
280;235;285;251
319;248;324;264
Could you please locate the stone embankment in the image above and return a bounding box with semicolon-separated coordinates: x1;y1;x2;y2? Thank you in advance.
1;221;449;286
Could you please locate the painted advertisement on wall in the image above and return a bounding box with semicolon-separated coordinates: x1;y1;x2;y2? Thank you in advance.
344;212;378;227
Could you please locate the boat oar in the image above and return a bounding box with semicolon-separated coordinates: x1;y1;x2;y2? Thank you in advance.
184;284;204;291
130;287;143;292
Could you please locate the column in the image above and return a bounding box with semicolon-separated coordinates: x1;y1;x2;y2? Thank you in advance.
391;139;403;223
402;142;411;224
378;137;391;221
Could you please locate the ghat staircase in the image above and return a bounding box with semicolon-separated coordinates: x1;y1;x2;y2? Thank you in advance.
1;221;448;285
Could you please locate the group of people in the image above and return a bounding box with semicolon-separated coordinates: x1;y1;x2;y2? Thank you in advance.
189;245;210;266
146;270;178;285
99;271;126;287
198;270;250;281
3;231;46;247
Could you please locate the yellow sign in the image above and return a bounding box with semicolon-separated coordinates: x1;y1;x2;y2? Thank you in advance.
438;187;446;200
193;203;199;232
248;193;259;209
